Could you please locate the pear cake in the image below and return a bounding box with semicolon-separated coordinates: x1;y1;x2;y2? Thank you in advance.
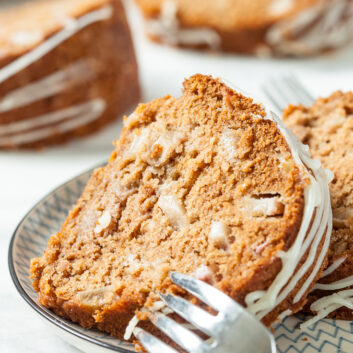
31;75;332;343
135;0;353;57
283;91;353;326
0;0;139;149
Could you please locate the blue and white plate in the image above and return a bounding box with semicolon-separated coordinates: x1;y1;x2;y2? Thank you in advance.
8;166;353;353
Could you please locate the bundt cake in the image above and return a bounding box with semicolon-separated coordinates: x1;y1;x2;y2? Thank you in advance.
0;0;139;149
135;0;353;57
31;75;332;345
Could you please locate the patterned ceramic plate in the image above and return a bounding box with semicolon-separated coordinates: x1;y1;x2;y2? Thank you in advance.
8;166;353;353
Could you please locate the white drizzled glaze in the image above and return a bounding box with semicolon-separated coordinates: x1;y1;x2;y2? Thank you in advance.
124;300;167;340
314;276;353;291
245;111;332;320
124;315;139;340
0;99;106;146
0;60;97;113
321;256;346;278
278;309;292;321
301;289;353;329
266;0;353;56
0;5;112;145
124;298;198;340
146;0;221;49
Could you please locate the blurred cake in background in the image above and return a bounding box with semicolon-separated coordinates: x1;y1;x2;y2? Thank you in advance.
0;0;139;149
135;0;353;57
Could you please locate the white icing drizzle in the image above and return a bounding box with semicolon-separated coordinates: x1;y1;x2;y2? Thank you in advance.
124;300;168;340
0;60;97;113
278;309;292;321
0;5;112;85
314;276;353;291
321;256;346;278
245;111;332;320
0;99;106;146
125;299;198;340
146;0;221;49
124;315;139;340
266;0;353;56
301;289;353;330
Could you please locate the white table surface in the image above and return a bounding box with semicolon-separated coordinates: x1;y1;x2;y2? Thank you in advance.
1;2;353;352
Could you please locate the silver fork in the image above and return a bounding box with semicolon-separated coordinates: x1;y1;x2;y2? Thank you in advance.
133;272;276;353
262;75;315;114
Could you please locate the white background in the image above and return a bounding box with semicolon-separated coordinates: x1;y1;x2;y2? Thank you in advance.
1;1;353;352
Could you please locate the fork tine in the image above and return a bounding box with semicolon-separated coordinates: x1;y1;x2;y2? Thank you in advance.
261;85;284;113
134;327;179;353
170;272;240;313
280;76;303;105
160;293;220;336
287;75;315;106
149;311;210;353
271;78;298;107
263;75;315;115
262;79;294;113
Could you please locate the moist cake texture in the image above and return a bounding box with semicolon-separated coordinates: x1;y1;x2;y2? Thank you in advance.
283;91;353;325
31;75;331;344
135;0;353;57
0;0;139;149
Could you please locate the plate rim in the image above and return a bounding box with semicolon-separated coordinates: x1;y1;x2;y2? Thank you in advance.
8;163;353;353
7;162;135;353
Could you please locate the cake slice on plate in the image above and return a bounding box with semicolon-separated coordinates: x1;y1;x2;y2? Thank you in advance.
31;75;332;343
0;0;139;149
283;91;353;326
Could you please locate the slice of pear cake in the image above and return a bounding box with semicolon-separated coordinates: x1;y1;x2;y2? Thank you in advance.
31;74;332;342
